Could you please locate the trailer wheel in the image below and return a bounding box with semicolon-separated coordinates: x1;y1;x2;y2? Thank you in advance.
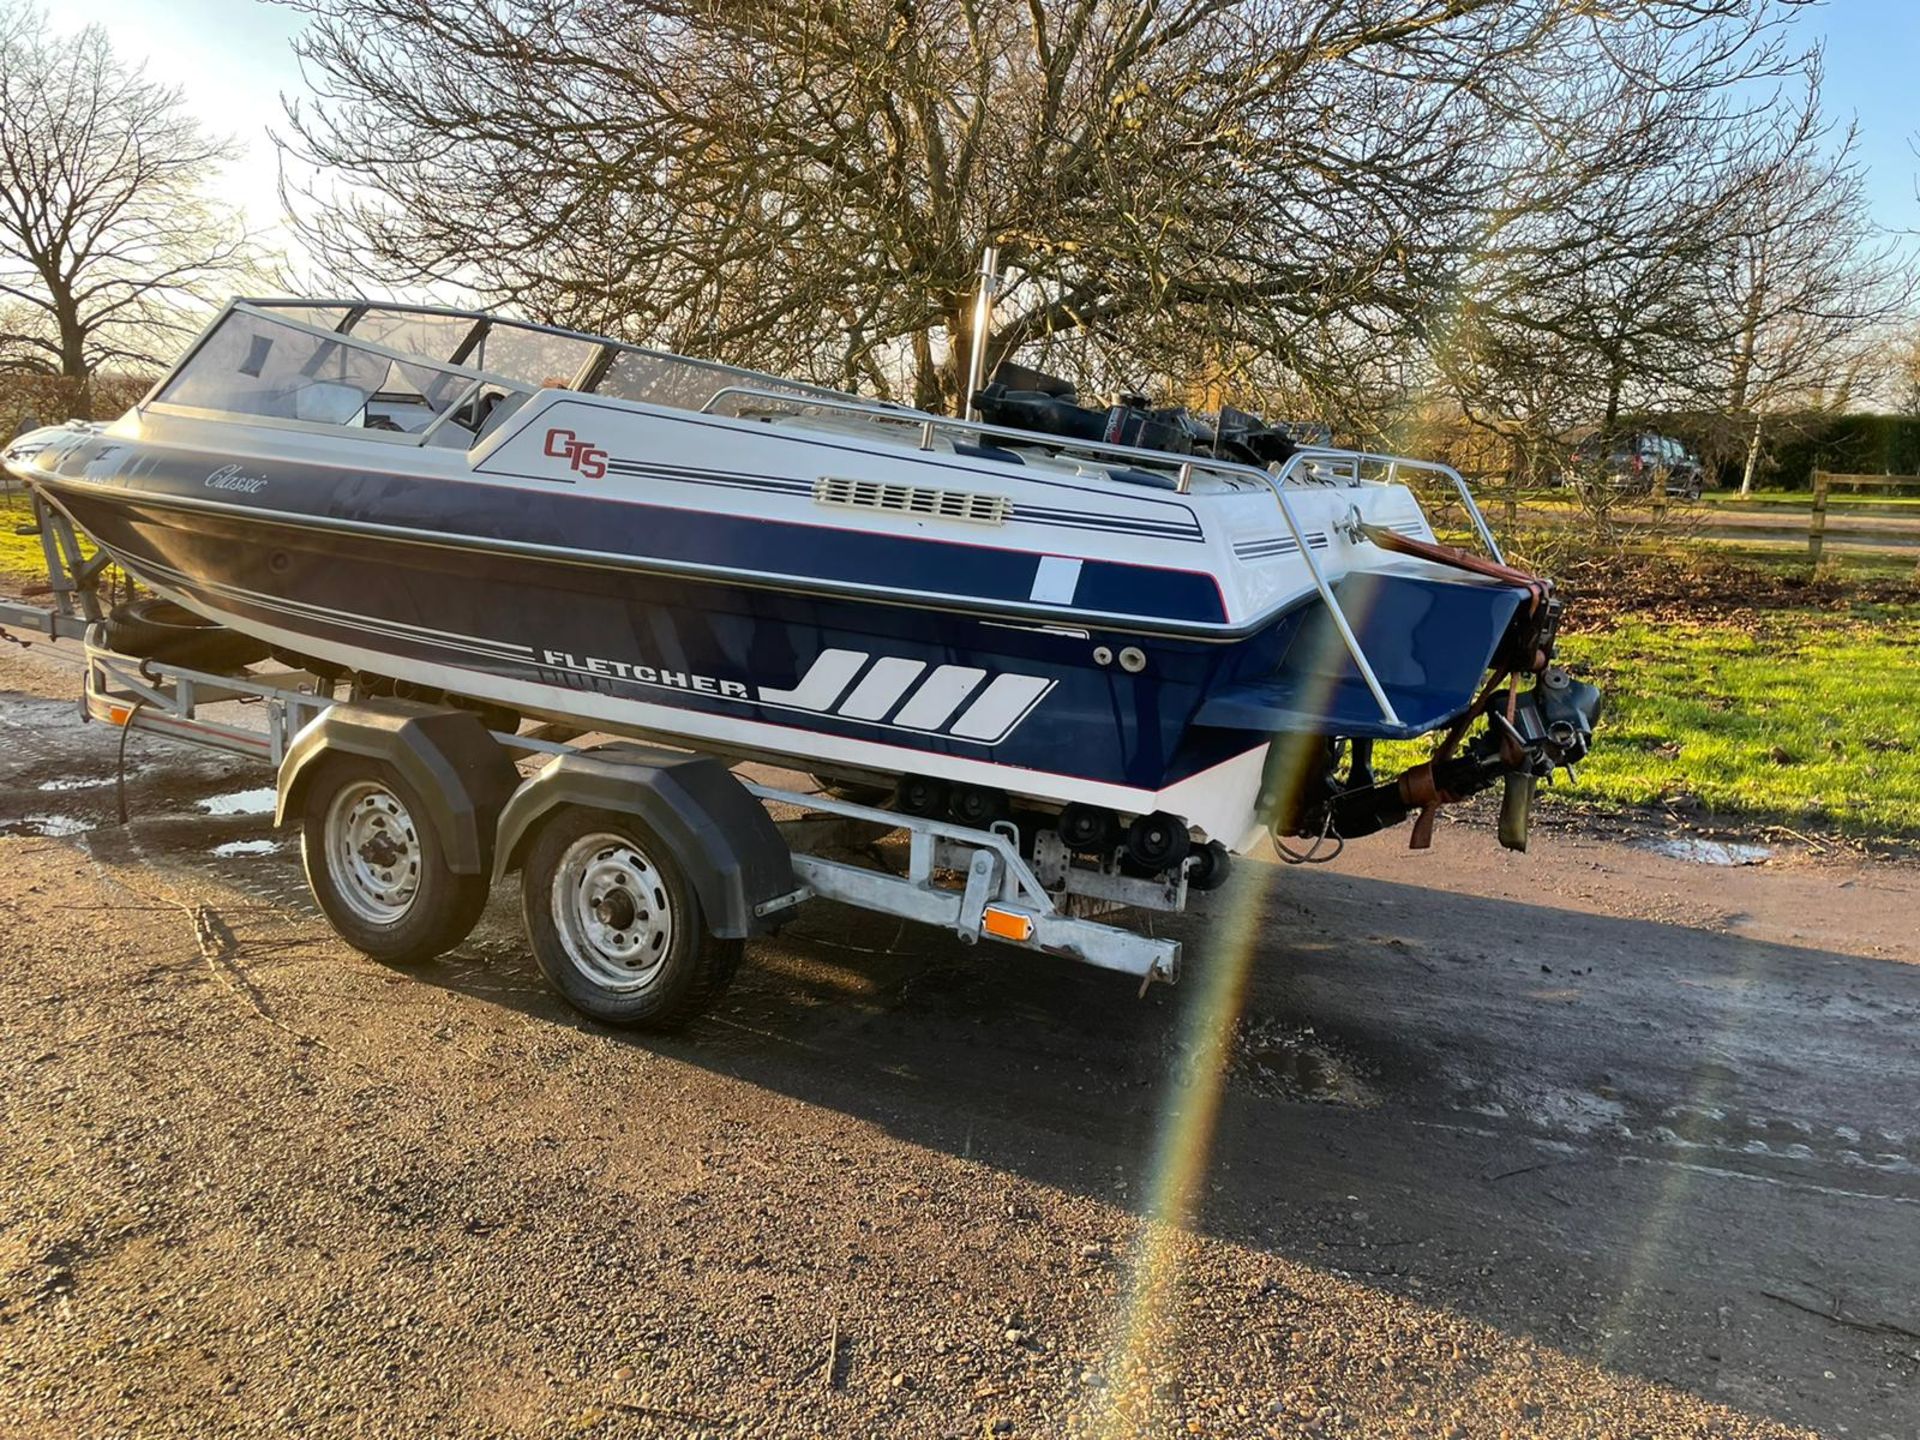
520;808;741;1029
300;755;489;964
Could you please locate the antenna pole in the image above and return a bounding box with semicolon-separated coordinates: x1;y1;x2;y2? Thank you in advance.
964;245;1000;421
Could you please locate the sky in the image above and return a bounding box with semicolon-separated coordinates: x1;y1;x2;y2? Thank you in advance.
1810;0;1920;235
51;0;308;249
44;0;1920;264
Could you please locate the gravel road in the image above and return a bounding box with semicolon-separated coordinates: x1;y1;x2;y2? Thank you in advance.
1;641;1915;1439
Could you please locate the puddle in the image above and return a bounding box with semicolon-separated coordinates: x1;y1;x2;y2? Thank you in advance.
196;787;277;817
1524;1086;1631;1138
0;815;93;838
1636;837;1772;866
211;838;281;858
1229;1014;1378;1107
37;776;117;793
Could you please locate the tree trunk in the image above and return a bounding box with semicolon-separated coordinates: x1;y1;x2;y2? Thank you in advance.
1504;435;1522;545
1737;415;1764;497
910;330;942;413
50;283;92;421
942;309;972;415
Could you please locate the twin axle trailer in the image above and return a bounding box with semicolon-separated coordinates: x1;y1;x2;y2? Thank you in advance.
4;284;1603;1022
78;640;1191;1022
4;502;1195;1026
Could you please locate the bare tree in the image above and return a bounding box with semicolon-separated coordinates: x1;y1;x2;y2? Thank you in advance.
0;5;254;414
1706;99;1917;494
277;0;1805;415
1893;334;1920;417
1426;10;1818;486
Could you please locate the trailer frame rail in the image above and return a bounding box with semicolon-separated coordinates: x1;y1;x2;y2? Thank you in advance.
72;632;1185;986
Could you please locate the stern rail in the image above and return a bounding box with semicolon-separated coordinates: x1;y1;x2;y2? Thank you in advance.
699;387;1505;728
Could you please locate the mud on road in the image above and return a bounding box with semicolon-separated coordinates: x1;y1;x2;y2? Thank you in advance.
1;641;1916;1439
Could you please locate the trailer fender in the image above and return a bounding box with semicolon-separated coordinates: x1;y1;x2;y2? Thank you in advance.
276;700;520;876
493;745;795;939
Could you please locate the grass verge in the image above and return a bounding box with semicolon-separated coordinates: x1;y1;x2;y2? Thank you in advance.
0;485;80;588
0;485;47;581
0;485;114;602
1379;543;1919;841
1551;607;1920;838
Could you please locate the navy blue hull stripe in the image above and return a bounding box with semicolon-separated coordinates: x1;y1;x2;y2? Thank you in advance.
65;497;1281;789
133;554;534;665
132;552;1065;748
47;462;1231;627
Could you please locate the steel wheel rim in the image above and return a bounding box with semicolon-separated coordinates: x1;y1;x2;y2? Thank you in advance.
324;780;422;925
550;832;673;992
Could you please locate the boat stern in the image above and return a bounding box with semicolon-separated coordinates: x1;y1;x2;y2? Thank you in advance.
1193;475;1604;856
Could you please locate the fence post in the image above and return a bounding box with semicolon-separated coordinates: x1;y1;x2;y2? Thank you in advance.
1808;470;1830;564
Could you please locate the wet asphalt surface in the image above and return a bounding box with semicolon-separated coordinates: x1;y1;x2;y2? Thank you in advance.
1;638;1916;1438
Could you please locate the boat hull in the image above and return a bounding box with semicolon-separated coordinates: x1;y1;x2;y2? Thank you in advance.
14;411;1531;852
38;478;1299;845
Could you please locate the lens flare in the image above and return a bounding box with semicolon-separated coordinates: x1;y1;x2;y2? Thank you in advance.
1088;861;1265;1437
1089;589;1390;1435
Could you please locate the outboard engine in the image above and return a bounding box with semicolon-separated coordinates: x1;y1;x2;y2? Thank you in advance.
1267;670;1604;854
1311;671;1604;850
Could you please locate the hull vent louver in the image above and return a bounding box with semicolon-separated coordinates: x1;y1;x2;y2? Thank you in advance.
814;475;1012;526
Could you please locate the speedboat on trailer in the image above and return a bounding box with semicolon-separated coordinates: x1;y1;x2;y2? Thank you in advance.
3;298;1602;875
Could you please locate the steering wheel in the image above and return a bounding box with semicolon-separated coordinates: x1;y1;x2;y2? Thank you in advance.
446;389;503;435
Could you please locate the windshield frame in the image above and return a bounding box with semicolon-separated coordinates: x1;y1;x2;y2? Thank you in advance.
140;301;514;446
140;297;860;445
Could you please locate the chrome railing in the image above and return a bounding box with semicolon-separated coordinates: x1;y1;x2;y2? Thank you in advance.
699;384;1302;495
1289;448;1504;563
697;386;1510;730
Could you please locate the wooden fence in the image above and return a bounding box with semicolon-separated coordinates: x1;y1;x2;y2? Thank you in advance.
1808;471;1920;563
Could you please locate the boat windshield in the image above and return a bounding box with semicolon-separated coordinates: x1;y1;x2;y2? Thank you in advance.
592;348;838;412
252;300;850;411
155;300;857;440
152;307;502;441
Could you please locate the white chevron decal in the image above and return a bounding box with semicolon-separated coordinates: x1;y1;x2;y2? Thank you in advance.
757;651;1054;744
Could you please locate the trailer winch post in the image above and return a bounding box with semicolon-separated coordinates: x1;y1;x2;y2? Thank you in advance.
0;496;101;641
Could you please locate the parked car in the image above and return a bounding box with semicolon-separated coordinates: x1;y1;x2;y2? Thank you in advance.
1566;430;1705;501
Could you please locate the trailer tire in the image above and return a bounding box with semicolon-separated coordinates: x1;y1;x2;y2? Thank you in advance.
300;754;490;964
520;807;741;1029
104;598;270;671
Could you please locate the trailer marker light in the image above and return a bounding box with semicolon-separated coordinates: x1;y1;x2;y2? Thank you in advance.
982;907;1034;942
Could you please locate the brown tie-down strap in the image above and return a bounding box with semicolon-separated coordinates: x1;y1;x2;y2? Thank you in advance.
1358;522;1543;594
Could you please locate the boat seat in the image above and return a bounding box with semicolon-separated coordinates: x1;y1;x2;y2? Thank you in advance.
472;389;530;442
424;389;530;448
293;381;372;425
